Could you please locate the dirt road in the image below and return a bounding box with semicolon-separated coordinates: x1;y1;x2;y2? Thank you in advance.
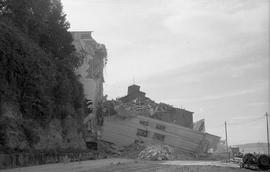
0;159;253;172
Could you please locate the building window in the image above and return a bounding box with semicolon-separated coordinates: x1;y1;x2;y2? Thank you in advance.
136;129;148;137
153;133;165;142
139;120;149;126
156;124;166;131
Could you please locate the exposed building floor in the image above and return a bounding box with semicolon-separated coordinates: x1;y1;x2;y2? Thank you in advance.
1;159;254;172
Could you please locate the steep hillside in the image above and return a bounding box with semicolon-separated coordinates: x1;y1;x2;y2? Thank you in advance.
0;0;87;153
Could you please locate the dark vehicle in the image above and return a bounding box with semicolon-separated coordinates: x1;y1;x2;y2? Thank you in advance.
241;153;270;170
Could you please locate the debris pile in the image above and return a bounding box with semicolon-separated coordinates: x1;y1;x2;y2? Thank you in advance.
138;145;174;161
113;98;177;118
120;141;146;159
97;140;197;161
112;94;194;129
98;141;121;158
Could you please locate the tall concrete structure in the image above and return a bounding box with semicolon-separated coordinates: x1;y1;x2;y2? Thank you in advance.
72;31;106;106
71;31;107;141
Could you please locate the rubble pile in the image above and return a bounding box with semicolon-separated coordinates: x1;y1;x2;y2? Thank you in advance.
114;101;150;118
137;144;197;161
97;140;197;160
98;141;121;158
120;141;146;159
138;145;174;161
113;97;175;119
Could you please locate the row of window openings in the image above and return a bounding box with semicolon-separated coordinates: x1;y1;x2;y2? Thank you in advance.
139;120;166;131
136;129;165;142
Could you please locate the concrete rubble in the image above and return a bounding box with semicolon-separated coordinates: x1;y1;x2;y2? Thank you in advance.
97;140;198;161
137;144;197;161
138;144;174;161
97;140;146;159
98;141;121;158
120;141;146;159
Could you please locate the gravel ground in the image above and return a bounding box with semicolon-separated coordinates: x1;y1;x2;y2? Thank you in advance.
0;159;257;172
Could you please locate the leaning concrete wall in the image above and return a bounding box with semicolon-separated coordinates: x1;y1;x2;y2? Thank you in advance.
152;107;193;129
101;115;217;153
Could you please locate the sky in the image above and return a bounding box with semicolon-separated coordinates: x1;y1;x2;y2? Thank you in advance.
61;0;270;145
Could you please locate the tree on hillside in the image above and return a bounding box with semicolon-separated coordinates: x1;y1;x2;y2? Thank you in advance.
0;0;79;66
0;0;85;123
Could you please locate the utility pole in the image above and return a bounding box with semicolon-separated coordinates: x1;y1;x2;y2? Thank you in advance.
266;112;269;155
225;121;230;161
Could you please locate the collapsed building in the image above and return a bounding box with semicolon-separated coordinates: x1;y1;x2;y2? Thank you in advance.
71;31;220;155
101;85;220;154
